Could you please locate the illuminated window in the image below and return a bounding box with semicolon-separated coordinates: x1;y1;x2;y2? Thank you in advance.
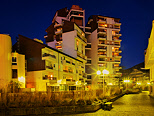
112;31;115;35
77;40;79;46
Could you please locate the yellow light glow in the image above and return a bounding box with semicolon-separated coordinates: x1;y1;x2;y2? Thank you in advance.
108;83;113;85
102;69;109;75
124;80;130;83
147;82;150;85
57;79;62;84
97;70;101;75
137;82;141;85
76;81;78;85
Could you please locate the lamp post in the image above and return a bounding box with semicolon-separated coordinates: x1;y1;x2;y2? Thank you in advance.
97;69;109;97
124;80;130;91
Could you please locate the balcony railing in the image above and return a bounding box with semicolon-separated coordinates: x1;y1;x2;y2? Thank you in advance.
63;70;68;72
42;53;56;59
77;31;87;43
98;47;107;51
55;43;62;47
77;51;87;60
46;66;53;70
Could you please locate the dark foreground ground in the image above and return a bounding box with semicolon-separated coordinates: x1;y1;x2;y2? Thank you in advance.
64;91;154;116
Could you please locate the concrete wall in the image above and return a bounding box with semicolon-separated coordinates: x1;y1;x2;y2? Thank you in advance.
0;34;12;90
62;31;77;57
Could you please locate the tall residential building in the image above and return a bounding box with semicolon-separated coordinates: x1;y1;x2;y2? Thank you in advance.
145;20;154;97
85;15;122;89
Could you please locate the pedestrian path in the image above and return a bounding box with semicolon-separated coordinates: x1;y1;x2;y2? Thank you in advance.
69;91;154;116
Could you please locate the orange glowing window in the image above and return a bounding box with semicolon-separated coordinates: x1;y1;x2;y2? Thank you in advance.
77;40;79;46
112;31;115;35
104;24;107;27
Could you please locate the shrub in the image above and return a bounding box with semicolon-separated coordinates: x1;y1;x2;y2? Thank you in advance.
86;99;92;105
76;99;86;106
61;100;69;106
50;100;60;107
69;99;76;106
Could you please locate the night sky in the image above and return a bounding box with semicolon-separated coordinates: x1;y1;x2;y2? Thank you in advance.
1;0;154;69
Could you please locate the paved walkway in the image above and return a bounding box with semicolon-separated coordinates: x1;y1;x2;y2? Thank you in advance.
68;91;154;116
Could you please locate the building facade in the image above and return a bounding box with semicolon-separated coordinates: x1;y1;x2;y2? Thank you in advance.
85;15;122;89
145;20;154;96
13;35;86;91
0;5;122;92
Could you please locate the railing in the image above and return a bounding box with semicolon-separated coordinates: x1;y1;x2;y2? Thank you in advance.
46;66;53;69
77;51;87;60
63;70;68;72
55;43;62;47
43;53;56;59
77;31;87;43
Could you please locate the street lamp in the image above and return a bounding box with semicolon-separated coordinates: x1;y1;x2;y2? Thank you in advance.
97;69;109;97
124;80;130;91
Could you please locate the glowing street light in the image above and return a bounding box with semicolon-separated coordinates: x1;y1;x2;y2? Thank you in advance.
102;69;109;75
97;69;109;97
97;70;101;75
124;80;130;91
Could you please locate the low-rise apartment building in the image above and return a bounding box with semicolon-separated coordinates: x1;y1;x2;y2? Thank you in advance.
13;35;86;91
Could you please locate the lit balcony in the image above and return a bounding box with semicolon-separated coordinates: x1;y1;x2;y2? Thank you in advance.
85;27;91;34
55;42;62;48
49;77;57;83
114;60;121;63
77;31;87;43
77;51;87;60
116;71;122;75
114;42;121;47
43;76;57;83
68;70;73;74
98;54;107;57
55;30;62;35
113;38;122;42
54;23;63;28
98;23;108;29
114;22;121;25
98;47;107;51
85;43;91;50
42;53;56;61
98;41;106;46
63;69;68;73
98;58;106;63
86;60;91;65
115;33;122;37
114;55;122;58
98;37;106;40
46;65;53;70
66;79;75;84
97;20;106;24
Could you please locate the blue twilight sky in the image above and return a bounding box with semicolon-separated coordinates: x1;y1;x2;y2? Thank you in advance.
0;0;154;69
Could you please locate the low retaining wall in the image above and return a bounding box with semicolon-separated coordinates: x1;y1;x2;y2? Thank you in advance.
1;93;126;115
4;103;101;115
